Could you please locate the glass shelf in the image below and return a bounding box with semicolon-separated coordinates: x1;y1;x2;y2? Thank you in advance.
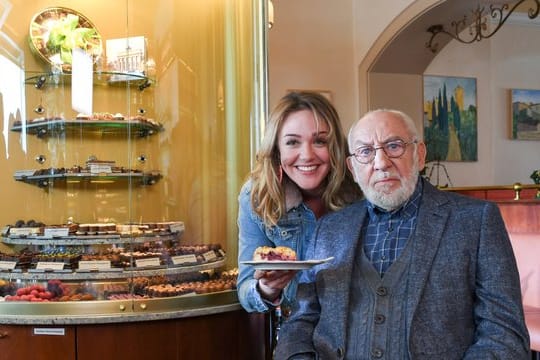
25;71;154;90
0;258;227;281
2;233;181;246
13;171;162;188
10;119;164;138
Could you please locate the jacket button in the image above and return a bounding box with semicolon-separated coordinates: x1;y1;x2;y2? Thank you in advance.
371;348;383;358
374;314;385;324
281;304;292;318
376;286;388;296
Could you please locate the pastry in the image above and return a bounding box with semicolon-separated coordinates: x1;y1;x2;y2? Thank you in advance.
253;246;297;261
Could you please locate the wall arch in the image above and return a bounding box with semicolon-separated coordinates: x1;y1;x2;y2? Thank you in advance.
358;0;497;114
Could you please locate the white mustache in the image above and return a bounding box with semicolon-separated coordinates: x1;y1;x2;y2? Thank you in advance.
373;172;396;182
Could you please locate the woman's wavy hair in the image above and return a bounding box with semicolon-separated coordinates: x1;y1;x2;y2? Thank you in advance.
250;90;360;226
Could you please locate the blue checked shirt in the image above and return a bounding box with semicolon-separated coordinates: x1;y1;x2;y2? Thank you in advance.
362;181;422;276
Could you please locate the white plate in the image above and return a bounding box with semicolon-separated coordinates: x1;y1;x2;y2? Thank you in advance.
240;257;334;270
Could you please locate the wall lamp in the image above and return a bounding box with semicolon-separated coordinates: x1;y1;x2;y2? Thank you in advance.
426;0;540;53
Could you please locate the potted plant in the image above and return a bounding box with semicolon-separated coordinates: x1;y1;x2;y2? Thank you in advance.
531;169;540;198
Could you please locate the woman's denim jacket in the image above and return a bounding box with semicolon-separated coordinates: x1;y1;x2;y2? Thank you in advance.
237;180;317;313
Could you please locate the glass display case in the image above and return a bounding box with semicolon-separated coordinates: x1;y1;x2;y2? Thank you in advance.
0;0;266;320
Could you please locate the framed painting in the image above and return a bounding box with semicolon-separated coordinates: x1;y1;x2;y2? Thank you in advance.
423;75;477;162
511;89;540;140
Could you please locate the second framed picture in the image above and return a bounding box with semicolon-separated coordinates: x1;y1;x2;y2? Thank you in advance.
510;89;540;140
423;75;477;162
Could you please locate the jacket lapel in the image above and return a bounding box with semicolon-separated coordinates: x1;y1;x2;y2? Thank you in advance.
404;182;450;329
328;202;368;346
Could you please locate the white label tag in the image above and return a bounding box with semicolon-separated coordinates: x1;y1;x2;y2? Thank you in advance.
202;250;217;262
0;261;16;270
89;165;112;174
44;228;69;237
9;227;40;236
169;222;184;233
135;257;161;267
78;260;111;270
172;254;197;265
33;328;65;336
36;262;65;270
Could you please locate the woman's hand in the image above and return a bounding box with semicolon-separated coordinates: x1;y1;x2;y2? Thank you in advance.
254;269;298;303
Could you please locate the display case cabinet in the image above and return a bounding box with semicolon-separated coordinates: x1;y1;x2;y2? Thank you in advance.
0;221;234;305
0;311;269;360
0;0;267;358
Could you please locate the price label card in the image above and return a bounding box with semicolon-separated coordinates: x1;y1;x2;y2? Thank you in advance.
44;227;69;237
9;227;40;236
78;260;111;270
89;165;112;174
201;250;217;262
172;254;197;265
36;262;65;270
169;222;184;233
33;328;65;336
135;257;161;268
0;261;16;270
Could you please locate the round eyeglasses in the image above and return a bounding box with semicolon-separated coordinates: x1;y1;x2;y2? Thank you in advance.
350;139;417;164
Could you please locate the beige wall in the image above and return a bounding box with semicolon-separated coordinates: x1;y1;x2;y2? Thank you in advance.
268;0;416;131
269;0;540;186
268;0;357;130
490;19;540;184
424;17;540;185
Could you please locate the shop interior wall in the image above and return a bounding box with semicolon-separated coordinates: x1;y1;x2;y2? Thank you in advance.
367;72;423;128
424;19;540;186
490;20;540;185
367;20;539;187
267;0;357;131
268;0;416;132
270;0;539;187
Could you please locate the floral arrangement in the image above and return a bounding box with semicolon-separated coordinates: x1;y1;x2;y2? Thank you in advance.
46;14;100;64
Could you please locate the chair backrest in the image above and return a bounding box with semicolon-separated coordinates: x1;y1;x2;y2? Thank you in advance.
508;232;540;308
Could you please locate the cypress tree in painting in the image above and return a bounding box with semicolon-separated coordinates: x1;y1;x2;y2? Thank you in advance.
423;76;477;163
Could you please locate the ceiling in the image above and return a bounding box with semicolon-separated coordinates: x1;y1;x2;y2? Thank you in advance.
370;0;535;74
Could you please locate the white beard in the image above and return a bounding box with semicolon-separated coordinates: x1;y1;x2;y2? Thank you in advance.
361;162;420;211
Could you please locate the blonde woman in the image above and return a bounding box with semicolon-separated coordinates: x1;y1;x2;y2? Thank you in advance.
237;91;361;313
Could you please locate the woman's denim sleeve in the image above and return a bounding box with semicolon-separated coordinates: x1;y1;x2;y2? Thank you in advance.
236;181;316;312
237;182;273;312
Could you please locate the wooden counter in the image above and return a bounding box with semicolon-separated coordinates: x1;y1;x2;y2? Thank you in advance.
0;309;270;360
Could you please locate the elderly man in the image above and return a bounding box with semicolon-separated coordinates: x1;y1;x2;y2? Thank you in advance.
274;109;530;359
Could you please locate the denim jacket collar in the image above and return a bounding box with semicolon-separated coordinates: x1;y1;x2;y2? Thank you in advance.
284;179;303;212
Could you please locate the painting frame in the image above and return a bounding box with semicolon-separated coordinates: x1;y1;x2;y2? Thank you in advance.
510;88;540;141
423;75;478;162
